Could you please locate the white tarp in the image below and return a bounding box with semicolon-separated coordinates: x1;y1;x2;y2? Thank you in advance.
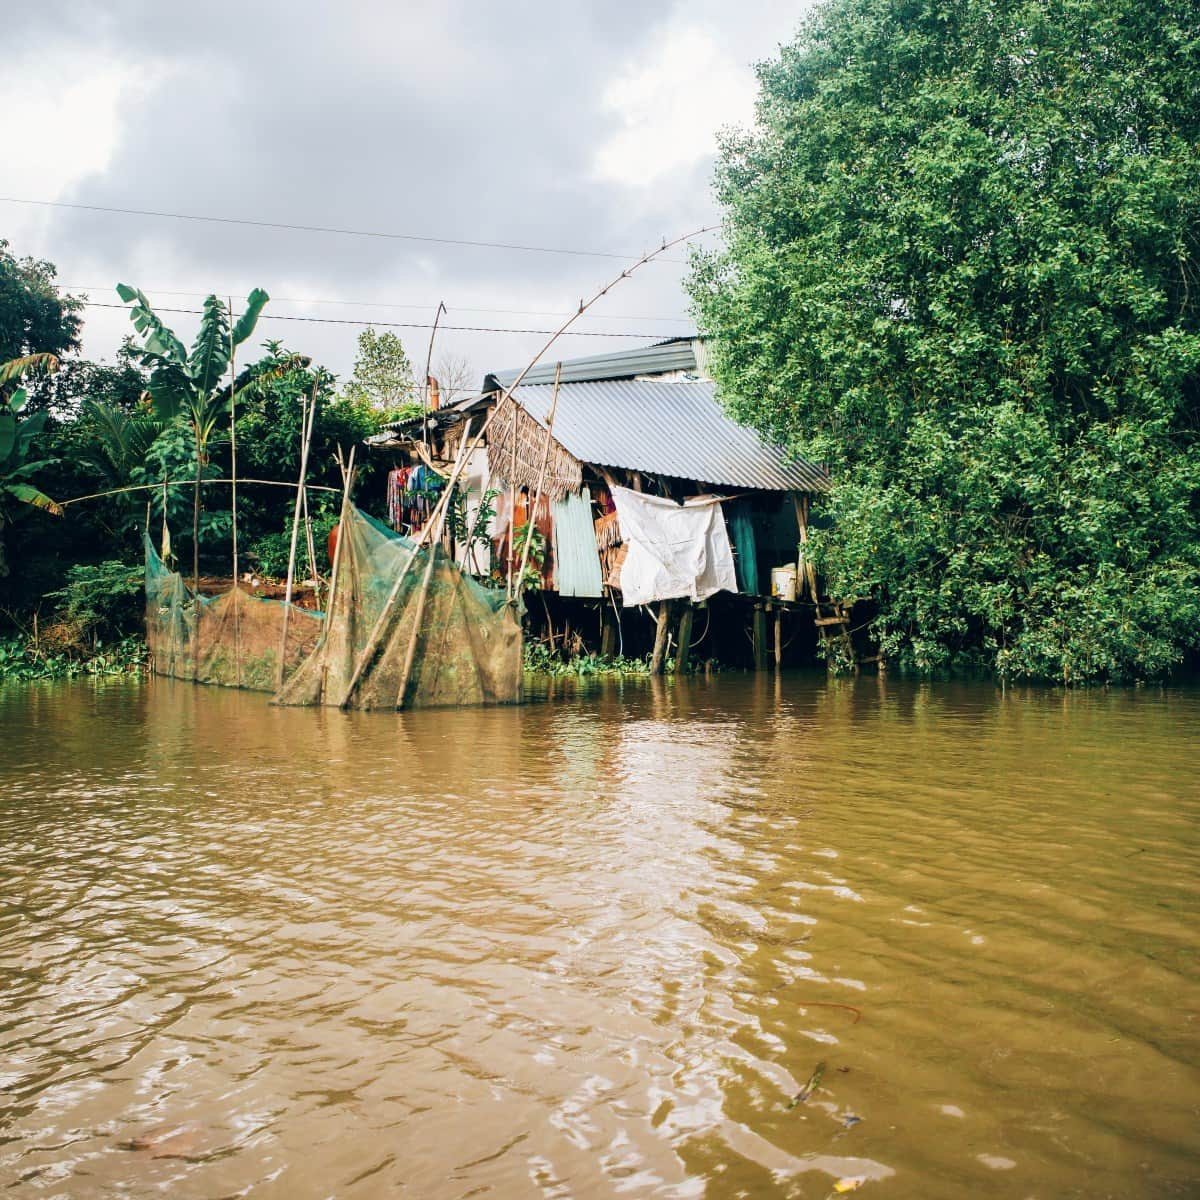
610;485;738;607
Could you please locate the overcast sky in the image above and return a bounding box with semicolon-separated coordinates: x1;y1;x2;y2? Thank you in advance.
2;1;813;389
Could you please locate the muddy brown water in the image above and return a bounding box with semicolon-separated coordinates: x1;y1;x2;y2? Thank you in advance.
1;674;1197;1199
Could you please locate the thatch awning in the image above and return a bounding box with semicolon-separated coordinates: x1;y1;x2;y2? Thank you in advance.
485;398;583;502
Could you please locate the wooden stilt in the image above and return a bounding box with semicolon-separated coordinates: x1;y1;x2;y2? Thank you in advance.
774;605;783;669
675;602;694;674
752;604;768;671
600;599;618;660
650;600;671;675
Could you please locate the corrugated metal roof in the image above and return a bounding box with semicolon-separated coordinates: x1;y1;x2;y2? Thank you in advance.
509;379;829;493
490;337;698;388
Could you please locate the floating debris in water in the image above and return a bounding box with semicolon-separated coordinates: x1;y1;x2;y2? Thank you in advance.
787;1060;826;1108
123;1121;203;1159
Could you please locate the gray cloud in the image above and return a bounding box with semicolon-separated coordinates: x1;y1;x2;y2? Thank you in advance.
5;0;808;381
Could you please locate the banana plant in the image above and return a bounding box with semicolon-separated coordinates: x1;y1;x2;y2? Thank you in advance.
0;353;63;577
117;285;268;590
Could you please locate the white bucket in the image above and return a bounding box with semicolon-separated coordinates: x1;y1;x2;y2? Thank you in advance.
771;565;797;602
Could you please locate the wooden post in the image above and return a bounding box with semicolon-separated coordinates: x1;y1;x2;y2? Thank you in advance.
650;600;671;675
752;603;768;672
793;492;820;606
600;599;618;660
675;602;694;674
774;605;783;669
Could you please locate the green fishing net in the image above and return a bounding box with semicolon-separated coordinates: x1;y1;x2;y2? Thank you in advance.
144;533;324;692
275;503;523;710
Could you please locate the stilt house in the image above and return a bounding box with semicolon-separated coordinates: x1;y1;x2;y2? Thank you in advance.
367;339;840;670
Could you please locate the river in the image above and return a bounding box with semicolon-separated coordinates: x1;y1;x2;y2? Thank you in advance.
1;674;1197;1198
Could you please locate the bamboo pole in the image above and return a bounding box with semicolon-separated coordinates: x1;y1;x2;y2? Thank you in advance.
513;361;562;597
59;478;338;508
340;223;714;705
394;432;471;710
793;492;819;604
421;301;446;455
338;419;477;709
316;446;356;701
228;302;242;688
506;410;518;598
275;378;320;688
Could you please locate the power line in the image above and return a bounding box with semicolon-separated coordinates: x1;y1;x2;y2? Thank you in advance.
2;196;704;264
58;284;695;324
81;300;685;339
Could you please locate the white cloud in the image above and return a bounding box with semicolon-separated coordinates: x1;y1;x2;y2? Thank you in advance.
0;48;166;245
592;26;758;188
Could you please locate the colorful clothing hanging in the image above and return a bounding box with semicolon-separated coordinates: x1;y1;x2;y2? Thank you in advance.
386;465;444;532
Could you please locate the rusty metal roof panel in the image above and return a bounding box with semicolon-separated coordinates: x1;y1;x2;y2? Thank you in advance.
509;379;829;493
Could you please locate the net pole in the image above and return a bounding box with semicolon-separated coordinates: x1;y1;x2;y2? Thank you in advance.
276;378;319;689
228;301;242;688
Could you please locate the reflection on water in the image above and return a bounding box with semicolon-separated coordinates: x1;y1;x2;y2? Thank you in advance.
1;674;1198;1198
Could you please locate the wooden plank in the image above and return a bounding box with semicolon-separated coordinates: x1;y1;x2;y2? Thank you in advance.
815;615;850;627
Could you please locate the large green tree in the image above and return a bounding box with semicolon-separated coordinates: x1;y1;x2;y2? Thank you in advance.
691;0;1200;681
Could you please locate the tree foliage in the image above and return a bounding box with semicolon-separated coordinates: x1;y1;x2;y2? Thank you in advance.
0;242;80;383
691;0;1200;681
343;326;416;415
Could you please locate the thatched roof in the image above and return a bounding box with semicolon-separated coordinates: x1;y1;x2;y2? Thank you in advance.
485;398;583;502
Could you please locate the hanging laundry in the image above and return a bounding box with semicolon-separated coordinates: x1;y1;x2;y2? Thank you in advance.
727;503;760;595
386;465;444;533
609;486;738;607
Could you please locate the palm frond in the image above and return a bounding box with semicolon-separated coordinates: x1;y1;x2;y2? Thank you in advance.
0;353;60;385
116;283;189;366
188;295;232;396
3;482;63;516
231;288;270;347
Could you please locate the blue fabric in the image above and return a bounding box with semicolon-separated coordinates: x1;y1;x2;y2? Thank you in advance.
552;487;604;598
729;504;759;595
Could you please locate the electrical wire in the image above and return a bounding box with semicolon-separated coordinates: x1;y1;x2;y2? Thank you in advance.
57;285;695;324
80;300;676;339
0;196;705;264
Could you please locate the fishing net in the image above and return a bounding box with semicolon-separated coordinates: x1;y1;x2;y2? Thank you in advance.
274;502;523;710
144;534;324;691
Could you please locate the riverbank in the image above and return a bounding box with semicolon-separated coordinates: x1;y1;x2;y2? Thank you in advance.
0;635;147;682
0;634;679;685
